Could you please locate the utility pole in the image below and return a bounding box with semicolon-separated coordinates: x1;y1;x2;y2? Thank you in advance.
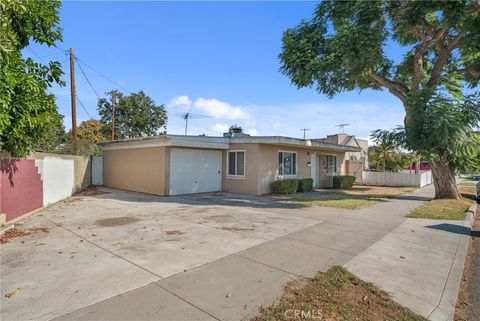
300;128;310;139
111;90;116;140
184;113;189;136
69;48;77;150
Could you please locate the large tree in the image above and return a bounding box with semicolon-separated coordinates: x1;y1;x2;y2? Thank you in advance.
280;0;480;199
0;0;64;158
97;90;167;139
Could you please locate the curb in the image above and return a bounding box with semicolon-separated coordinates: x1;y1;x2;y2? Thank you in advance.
466;203;478;228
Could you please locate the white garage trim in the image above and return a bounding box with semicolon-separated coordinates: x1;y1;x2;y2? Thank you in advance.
169;148;222;196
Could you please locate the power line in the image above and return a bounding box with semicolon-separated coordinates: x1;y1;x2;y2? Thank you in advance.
76;60;102;98
75;93;94;119
75;57;132;94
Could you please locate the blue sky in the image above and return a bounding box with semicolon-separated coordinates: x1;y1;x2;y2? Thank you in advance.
26;1;408;143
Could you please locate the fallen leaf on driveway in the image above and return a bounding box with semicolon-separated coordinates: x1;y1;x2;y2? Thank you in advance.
5;288;21;298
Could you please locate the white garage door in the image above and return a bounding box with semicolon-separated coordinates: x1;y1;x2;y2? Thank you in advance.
169;148;221;195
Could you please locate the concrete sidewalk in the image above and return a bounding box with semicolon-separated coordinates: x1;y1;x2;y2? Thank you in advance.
52;184;468;321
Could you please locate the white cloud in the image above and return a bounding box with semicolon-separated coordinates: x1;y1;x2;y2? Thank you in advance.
246;129;258;136
212;123;229;133
168;95;192;108
193;98;250;120
272;121;280;129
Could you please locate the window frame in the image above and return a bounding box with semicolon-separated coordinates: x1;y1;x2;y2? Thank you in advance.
278;150;298;178
326;155;337;176
226;150;246;179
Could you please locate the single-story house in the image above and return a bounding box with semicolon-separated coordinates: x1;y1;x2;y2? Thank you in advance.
99;134;361;196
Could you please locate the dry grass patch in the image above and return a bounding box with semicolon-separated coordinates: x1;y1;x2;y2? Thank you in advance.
409;181;475;220
251;266;426;321
287;185;415;209
408;199;472;220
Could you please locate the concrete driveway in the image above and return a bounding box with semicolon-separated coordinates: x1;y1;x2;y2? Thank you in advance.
1;186;469;321
1;188;335;321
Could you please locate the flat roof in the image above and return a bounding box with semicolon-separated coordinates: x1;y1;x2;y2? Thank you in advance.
99;134;361;152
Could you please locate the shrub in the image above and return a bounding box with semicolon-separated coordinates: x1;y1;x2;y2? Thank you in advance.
297;178;314;193
272;179;299;194
332;175;356;189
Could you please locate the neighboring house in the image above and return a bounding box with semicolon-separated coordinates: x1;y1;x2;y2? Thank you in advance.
317;134;369;170
99;134;360;196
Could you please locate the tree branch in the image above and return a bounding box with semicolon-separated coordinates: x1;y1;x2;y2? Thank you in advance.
427;32;464;88
457;67;480;78
368;72;408;106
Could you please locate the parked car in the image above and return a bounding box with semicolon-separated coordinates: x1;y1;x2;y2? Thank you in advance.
405;160;431;171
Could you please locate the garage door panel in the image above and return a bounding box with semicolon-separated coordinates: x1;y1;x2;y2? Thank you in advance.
169;149;221;195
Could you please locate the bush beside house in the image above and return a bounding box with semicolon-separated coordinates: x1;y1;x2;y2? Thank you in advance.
272;179;299;195
333;176;356;189
297;178;314;193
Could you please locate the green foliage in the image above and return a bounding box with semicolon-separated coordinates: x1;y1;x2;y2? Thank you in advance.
332;176;356;189
372;92;480;175
97;90;167;139
0;0;65;158
272;179;299;195
368;134;415;172
37;114;69;153
280;1;480;96
74;119;107;156
280;1;480;198
297;178;314;193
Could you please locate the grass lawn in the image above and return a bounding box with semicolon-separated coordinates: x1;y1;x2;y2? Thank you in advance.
285;185;415;210
408;180;476;220
251;266;426;321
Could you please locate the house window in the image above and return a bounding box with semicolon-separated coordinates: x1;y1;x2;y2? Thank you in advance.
227;150;245;177
278;151;297;176
327;155;337;175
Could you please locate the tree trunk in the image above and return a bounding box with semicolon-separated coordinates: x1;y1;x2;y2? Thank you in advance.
430;153;461;199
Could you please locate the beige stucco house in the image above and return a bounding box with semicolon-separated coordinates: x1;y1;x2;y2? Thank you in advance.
99;134;361;196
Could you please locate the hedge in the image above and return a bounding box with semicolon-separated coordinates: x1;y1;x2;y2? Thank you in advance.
297;178;314;193
272;179;299;195
332;175;356;189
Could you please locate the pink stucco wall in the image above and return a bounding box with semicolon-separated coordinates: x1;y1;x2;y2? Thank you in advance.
1;159;43;221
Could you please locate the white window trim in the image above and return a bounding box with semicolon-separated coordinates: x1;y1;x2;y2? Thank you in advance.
226;150;246;179
326;154;338;176
278;150;298;178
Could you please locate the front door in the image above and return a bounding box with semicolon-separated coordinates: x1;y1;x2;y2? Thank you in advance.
310;153;318;187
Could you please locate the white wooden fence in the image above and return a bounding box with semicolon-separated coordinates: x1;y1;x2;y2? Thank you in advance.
362;170;433;187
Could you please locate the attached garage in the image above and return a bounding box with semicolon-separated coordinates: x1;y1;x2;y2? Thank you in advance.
101;135;229;196
169;148;221;195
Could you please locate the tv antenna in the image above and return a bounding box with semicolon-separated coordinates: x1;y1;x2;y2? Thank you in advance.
300;128;310;139
177;112;210;135
335;123;350;132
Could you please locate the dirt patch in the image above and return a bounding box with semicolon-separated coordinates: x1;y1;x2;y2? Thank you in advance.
454;205;480;321
165;230;186;236
221;226;255;232
82;186;109;196
251;266;426;321
0;227;50;244
63;197;82;204
95;217;140;227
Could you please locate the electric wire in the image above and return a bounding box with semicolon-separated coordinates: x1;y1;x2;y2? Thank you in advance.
76;60;102;99
75;57;133;94
75;93;95;119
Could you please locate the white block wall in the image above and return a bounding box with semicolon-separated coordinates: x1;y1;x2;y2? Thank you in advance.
42;157;75;206
92;156;103;185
